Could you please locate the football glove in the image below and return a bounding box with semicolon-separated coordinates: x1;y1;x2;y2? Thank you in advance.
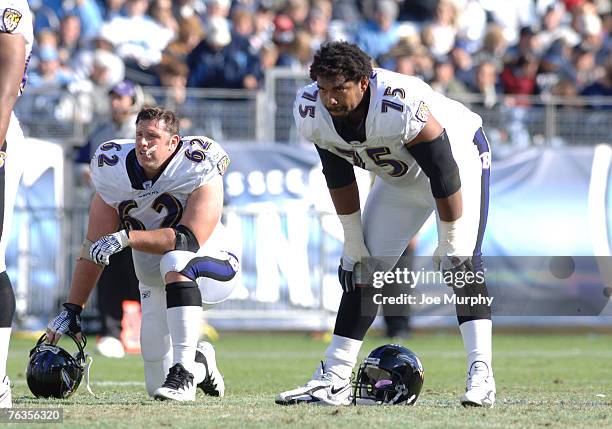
46;303;82;344
337;211;371;293
89;230;130;266
433;218;473;271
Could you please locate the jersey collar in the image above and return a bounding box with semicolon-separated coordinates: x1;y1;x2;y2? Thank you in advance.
126;140;184;190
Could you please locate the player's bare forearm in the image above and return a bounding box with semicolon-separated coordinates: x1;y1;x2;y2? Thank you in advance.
0;33;26;144
66;259;104;307
128;228;176;255
435;190;463;222
329;180;360;215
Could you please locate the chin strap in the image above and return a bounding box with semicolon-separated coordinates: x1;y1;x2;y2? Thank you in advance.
84;355;98;398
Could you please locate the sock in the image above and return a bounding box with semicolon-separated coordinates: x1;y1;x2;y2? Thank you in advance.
324;334;363;380
0;271;15;379
0;328;10;379
143;350;172;397
166;281;203;376
459;319;493;375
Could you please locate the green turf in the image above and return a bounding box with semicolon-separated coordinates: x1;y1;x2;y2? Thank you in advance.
5;332;612;428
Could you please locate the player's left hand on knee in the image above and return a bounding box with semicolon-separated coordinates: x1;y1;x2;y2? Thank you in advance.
89;230;130;266
338;258;357;292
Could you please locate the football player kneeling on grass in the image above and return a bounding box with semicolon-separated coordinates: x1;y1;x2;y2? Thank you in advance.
46;107;240;402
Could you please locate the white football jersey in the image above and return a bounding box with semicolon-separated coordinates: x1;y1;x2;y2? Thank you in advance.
90;136;230;285
294;68;483;185
1;0;33;94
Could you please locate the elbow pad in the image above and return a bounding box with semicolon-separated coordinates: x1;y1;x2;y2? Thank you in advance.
407;129;461;198
173;225;200;252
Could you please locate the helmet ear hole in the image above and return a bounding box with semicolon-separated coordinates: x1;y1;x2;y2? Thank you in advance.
26;334;87;399
352;344;424;405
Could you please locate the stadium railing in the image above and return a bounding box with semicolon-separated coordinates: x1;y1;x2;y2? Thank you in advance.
14;69;612;147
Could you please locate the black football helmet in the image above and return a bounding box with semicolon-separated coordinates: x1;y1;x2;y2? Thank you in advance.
353;344;424;405
26;333;87;399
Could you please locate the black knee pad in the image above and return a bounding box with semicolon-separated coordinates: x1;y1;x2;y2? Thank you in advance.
453;274;492;325
166;281;202;308
333;287;378;340
0;271;15;327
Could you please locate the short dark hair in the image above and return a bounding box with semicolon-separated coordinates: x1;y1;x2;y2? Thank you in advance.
136;106;180;136
309;41;373;82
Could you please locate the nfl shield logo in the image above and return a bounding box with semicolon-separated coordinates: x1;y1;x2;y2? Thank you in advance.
3;8;22;33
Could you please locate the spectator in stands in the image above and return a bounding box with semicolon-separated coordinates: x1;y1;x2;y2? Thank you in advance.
103;0;126;21
164;16;205;63
173;0;206;20
430;57;469;97
156;59;190;109
162;15;204;63
58;14;82;66
573;46;599;91
254;41;280;85
282;30;314;71
284;0;310;30
84;80;142;153
187;16;259;89
501;54;539;106
45;0;104;39
398;0;436;22
426;0;458;57
28;46;75;89
535;3;573;54
581;57;612;100
473;25;509;72
505;26;539;65
472;61;499;108
456;0;487;48
450;39;475;87
101;0;174;70
205;0;231;19
251;3;275;51
231;6;256;49
306;7;330;52
149;0;179;39
355;0;401;62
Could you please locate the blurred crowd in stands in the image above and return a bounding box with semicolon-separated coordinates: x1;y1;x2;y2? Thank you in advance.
26;0;611;100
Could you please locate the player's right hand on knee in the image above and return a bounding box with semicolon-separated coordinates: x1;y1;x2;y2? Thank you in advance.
46;303;83;345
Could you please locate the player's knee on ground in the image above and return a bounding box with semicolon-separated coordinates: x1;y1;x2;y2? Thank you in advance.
160;250;239;307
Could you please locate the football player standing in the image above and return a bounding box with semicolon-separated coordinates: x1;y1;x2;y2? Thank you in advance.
0;0;33;409
47;107;240;402
276;42;495;407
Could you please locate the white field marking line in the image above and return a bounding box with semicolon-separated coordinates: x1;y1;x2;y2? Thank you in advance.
9;349;612;360
11;380;145;387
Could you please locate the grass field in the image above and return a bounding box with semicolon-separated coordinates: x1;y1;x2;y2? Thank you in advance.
5;332;612;428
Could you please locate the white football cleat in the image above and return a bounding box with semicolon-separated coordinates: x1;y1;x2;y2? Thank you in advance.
153;363;196;401
0;376;11;408
195;341;225;397
96;336;125;359
460;361;496;408
275;362;352;406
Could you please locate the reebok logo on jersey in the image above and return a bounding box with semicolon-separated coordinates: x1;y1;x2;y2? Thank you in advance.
3;8;22;33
